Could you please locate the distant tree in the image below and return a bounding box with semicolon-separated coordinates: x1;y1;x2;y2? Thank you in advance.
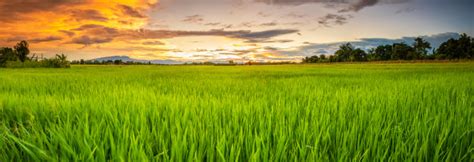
319;54;326;62
436;39;456;59
392;42;414;60
329;55;336;62
0;47;17;65
14;40;30;62
471;37;474;58
350;48;367;61
457;33;472;59
302;55;320;63
413;37;431;59
436;33;472;59
376;45;393;60
335;43;354;62
366;48;376;61
56;54;67;62
114;60;123;65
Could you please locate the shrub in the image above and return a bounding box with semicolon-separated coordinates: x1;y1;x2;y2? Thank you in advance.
42;54;70;68
4;60;44;68
3;54;70;68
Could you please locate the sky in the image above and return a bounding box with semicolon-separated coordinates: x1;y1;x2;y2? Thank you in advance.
0;0;472;63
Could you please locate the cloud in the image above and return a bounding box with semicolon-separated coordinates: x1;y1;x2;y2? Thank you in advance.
260;21;279;27
339;0;378;12
257;12;271;17
254;0;332;5
238;29;299;40
282;32;461;57
60;25;298;46
315;49;328;54
72;24;119;36
142;40;166;45
123;28;299;42
359;32;461;49
231;48;260;55
244;39;294;43
264;46;279;51
182;15;204;23
254;0;411;12
29;36;63;43
6;36;62;43
395;7;415;14
286;12;307;18
69;36;114;46
70;9;108;22
113;46;172;52
59;30;75;37
0;0;84;22
204;22;221;26
318;14;351;27
117;4;146;18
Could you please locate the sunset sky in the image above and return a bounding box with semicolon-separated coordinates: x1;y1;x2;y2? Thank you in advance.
0;0;472;62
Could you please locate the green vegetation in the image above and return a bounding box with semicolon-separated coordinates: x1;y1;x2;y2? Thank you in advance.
303;33;473;63
0;63;473;161
0;41;70;68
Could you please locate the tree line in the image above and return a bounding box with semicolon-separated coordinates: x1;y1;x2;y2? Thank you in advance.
71;59;153;65
303;33;473;63
0;41;70;68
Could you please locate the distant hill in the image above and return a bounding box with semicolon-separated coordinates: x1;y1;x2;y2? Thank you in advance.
93;56;183;64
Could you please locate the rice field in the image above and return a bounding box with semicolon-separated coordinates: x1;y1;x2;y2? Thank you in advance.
0;63;473;161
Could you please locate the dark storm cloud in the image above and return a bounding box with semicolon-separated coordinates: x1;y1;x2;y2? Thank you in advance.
70;9;108;22
117;4;146;18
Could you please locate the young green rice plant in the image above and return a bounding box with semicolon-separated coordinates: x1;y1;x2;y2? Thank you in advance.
0;63;472;161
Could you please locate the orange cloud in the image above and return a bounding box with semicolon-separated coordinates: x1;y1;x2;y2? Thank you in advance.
0;0;302;62
0;0;158;46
